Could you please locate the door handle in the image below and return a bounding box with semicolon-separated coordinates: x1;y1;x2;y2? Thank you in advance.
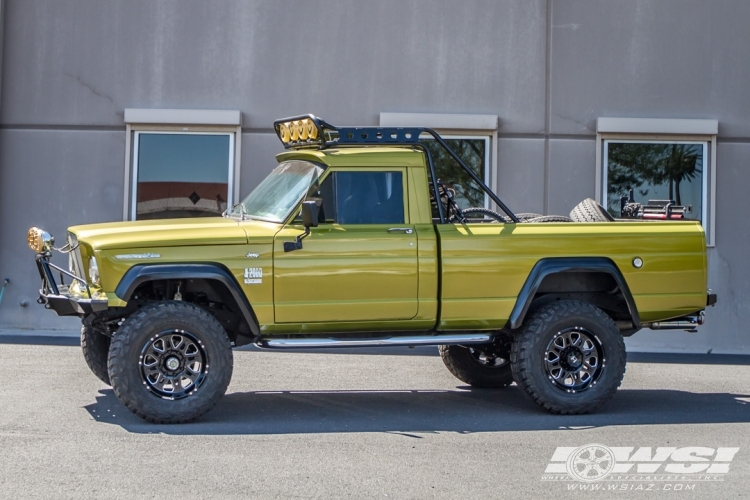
387;228;413;234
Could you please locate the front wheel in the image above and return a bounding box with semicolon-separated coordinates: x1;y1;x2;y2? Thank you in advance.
108;301;233;424
510;300;626;414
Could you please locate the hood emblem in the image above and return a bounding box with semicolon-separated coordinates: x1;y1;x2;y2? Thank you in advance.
246;252;260;259
115;253;161;260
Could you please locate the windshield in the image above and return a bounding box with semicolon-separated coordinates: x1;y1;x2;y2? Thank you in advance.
231;160;324;223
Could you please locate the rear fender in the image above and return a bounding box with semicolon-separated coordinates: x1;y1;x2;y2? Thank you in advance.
507;257;640;330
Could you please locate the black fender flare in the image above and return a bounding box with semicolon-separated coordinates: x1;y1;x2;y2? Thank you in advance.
114;263;260;338
507;257;640;330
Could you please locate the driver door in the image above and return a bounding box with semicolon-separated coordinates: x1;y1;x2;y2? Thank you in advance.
273;168;419;324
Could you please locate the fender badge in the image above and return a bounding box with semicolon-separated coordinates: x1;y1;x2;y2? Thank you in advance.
115;253;161;260
244;267;262;284
246;252;260;258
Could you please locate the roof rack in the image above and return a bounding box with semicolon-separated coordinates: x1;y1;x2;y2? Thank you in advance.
273;115;519;223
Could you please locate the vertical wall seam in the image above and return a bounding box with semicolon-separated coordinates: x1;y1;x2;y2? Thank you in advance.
543;0;552;214
0;0;5;114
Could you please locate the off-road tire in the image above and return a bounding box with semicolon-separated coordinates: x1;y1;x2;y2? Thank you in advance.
527;215;573;223
569;198;615;222
516;212;543;221
81;324;111;385
510;300;626;414
439;341;514;388
108;301;233;424
460;207;509;223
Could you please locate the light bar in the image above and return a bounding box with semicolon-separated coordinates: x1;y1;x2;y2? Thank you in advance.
274;115;330;148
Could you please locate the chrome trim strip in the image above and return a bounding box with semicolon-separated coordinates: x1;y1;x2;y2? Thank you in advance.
115;253;161;260
257;333;492;349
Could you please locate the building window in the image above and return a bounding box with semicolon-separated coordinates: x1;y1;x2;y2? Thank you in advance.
132;132;234;220
596;118;718;246
123;109;242;221
603;140;708;222
379;112;498;213
420;136;490;210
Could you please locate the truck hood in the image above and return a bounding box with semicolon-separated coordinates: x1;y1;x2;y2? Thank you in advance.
69;217;280;250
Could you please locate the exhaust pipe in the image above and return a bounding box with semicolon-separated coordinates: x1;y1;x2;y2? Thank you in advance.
256;333;492;349
648;312;704;332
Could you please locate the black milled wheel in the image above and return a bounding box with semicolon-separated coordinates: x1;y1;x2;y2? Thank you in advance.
81;324;111;385
439;337;514;388
108;301;233;424
569;198;615;222
510;300;626;414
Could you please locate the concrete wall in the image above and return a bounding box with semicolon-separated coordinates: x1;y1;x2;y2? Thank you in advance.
0;0;748;353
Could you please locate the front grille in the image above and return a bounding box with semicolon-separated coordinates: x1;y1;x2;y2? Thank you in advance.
68;232;84;279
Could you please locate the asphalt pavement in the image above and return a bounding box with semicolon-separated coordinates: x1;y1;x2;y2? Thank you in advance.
0;336;749;499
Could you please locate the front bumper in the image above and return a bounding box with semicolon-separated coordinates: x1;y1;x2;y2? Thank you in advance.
35;253;107;317
38;293;108;316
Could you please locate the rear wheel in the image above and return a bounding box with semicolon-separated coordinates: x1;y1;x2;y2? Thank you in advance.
510;300;626;414
81;324;110;385
108;301;233;424
439;336;514;388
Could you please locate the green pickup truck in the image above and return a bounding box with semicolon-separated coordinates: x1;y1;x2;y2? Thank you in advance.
27;115;715;423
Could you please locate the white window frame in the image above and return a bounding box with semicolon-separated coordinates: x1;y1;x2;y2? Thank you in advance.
595;118;718;246
123;108;242;221
379;112;499;210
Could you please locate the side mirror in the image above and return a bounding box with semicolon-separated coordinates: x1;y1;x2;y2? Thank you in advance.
284;201;319;252
301;201;319;228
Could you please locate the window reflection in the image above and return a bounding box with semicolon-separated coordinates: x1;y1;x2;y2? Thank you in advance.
606;142;704;220
420;137;488;214
135;133;231;220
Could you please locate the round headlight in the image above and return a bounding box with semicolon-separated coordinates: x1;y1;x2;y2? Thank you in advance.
88;256;100;285
27;227;53;253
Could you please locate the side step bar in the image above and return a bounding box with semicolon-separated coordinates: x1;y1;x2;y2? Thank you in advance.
256;333;492;349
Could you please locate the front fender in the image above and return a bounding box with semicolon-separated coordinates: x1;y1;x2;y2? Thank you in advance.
115;263;260;338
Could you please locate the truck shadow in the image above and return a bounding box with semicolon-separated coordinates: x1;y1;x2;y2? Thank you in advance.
85;386;750;435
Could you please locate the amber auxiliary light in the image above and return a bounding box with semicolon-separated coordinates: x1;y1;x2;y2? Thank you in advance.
274;115;324;148
27;227;53;253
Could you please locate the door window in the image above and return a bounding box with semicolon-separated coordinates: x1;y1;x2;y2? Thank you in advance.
311;171;405;224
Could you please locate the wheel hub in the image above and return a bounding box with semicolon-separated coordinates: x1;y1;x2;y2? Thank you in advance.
139;330;208;400
544;327;604;393
560;347;584;371
165;356;180;371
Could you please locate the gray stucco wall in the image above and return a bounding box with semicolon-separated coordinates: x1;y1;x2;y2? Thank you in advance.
0;0;747;353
